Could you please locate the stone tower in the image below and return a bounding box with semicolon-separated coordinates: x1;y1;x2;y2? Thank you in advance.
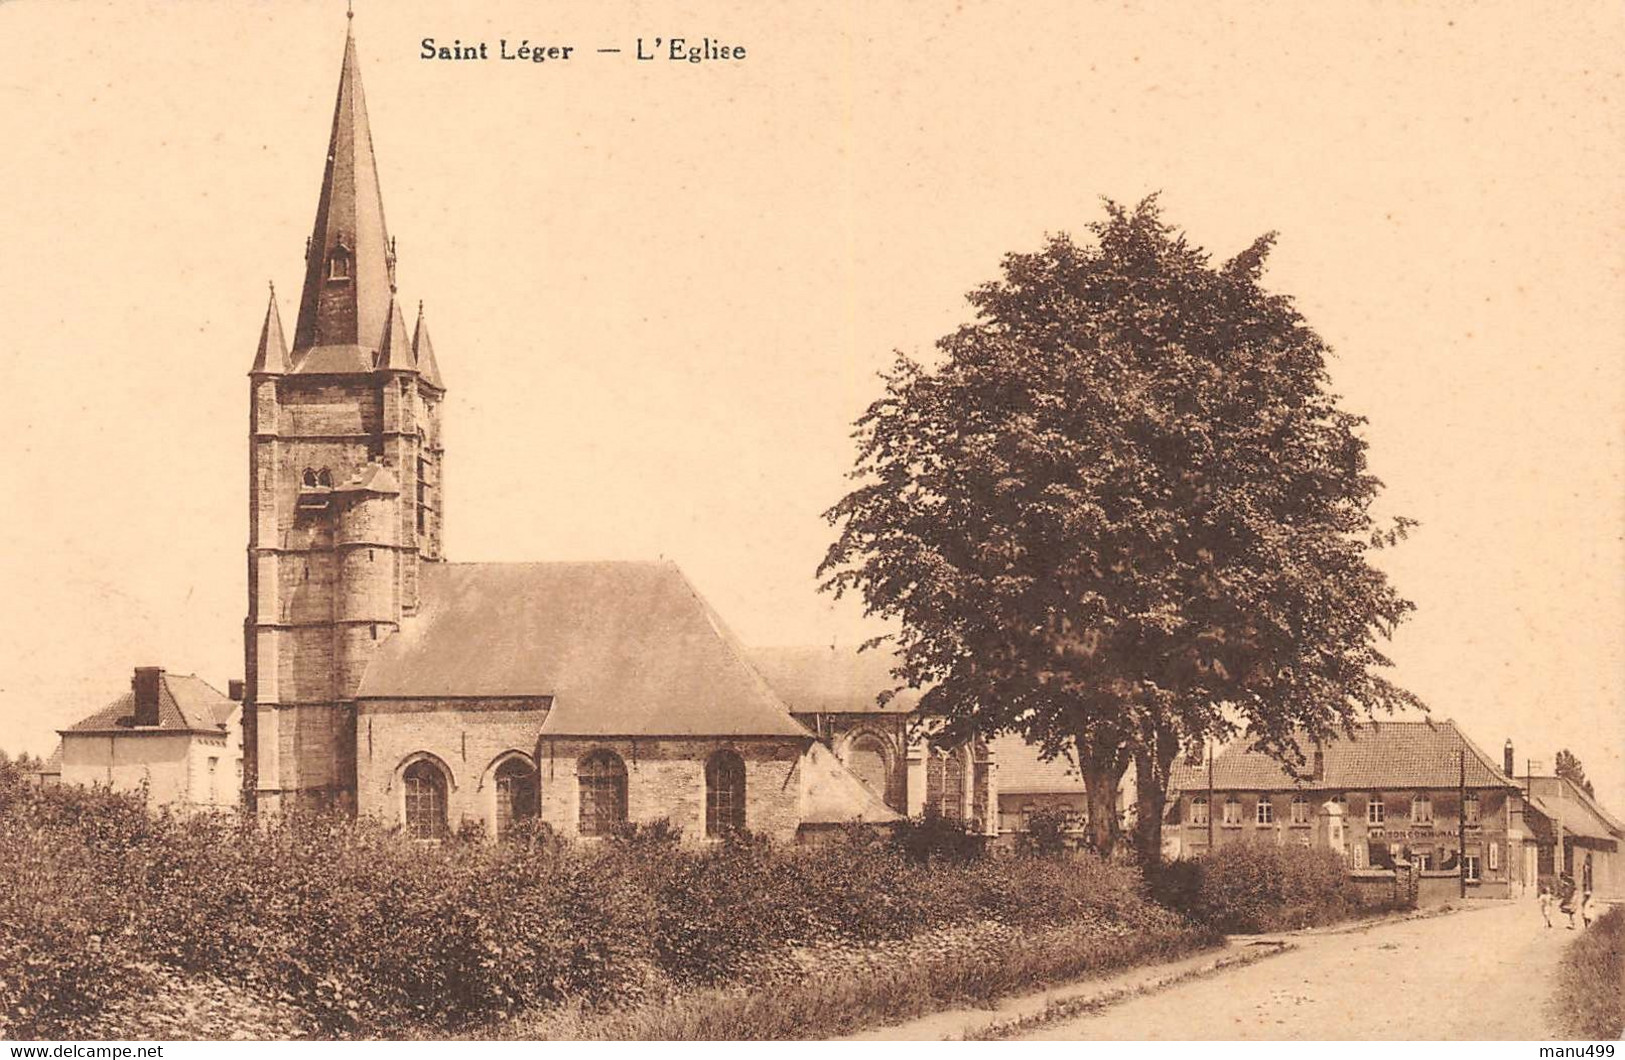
244;24;446;814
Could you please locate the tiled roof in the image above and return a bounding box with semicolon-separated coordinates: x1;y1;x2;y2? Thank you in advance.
747;645;922;715
1527;794;1615;842
1169;719;1518;794
62;673;236;736
992;734;1086;794
358;562;811;739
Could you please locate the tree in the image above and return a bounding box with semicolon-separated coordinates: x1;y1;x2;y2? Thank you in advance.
1555;749;1594;797
820;197;1421;859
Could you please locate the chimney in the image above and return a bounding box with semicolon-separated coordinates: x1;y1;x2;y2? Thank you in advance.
228;679;245;702
1504;739;1515;778
132;667;163;726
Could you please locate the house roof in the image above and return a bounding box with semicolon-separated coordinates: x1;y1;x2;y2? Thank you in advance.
992;734;1087;795
747;645;922;715
1169;719;1519;794
35;746;62;776
1524;776;1624;841
357;561;811;739
62;673;237;736
798;739;904;824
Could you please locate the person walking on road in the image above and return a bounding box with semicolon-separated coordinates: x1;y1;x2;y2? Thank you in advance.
1580;890;1595;929
1538;882;1554;928
1557;873;1577;929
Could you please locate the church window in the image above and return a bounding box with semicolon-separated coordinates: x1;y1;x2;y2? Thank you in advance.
302;468;318;488
317;467;332;488
578;750;627;837
403;759;448;840
846;734;890;805
925;745;968;820
705;750;746;837
494;756;539;840
328;247;351;280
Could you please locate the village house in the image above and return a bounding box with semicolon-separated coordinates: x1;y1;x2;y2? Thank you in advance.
1164;720;1530;901
1519;771;1624;899
54;666;242;810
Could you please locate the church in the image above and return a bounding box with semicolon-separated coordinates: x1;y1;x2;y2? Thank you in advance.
235;19;1110;846
241;21;913;843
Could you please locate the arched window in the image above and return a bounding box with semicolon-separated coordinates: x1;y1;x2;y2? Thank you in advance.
926;745;968;820
578;750;627;837
494;756;538;840
705;750;746;837
846;734;890;803
403;759;448;839
302;468;319;488
316;467;333;488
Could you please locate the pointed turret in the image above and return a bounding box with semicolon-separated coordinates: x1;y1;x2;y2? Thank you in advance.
413;301;445;391
250;283;290;375
291;23;395;367
375;297;414;371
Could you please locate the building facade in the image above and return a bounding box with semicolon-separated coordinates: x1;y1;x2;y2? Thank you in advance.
1520;773;1624;899
1165;720;1528;899
57;667;242;810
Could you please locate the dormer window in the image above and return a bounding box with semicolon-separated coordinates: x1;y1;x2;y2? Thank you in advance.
328;246;352;281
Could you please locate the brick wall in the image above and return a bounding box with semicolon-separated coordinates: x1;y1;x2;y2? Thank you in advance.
537;736;805;843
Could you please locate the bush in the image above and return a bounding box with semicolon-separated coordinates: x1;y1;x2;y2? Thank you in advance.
0;774;1210;1038
1165;840;1370;933
1017;808;1071;857
890;808;988;864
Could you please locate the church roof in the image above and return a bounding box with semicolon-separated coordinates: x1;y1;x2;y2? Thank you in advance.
747;645;922;715
798;739;904;824
1168;719;1520;794
357;562;812;739
62;673;237;736
291;25;396;366
249;284;289;375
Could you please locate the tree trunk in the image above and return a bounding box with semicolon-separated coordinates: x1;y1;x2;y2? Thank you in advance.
1132;721;1182;870
1078;743;1129;856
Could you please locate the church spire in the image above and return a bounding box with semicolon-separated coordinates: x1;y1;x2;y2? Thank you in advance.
291;22;395;360
250;282;289;375
413;301;445;391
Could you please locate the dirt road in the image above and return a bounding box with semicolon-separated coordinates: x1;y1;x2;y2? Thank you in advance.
1024;899;1574;1040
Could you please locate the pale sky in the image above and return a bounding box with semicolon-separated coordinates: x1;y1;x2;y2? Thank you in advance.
1;0;1620;811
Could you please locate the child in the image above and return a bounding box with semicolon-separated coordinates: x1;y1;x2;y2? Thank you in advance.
1580;890;1595;929
1559;874;1577;929
1539;883;1554;928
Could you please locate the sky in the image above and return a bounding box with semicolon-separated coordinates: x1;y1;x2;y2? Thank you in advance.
0;0;1620;811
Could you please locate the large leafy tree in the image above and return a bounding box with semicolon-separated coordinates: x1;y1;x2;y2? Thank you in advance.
820;197;1421;858
1554;749;1594;797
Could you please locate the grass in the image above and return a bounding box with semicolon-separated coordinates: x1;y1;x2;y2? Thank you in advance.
1550;905;1624;1040
487;919;1221;1040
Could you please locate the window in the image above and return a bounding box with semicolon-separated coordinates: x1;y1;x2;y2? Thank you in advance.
1290;794;1311;825
1222;796;1242;826
1412;795;1433;823
1488;842;1499;871
1464;854;1481;882
705;750;747;837
328;248;351;280
846;734;890;804
1465;792;1480;824
417;456;430;535
302;468;318;488
316;467;332;488
494;757;538;840
1020;802;1038;831
1189;796;1209;826
207;757;219;804
578;750;627;837
1368;794;1386;825
1256;797;1274;825
927;745;969;820
403;759;448;840
1417;852;1433;871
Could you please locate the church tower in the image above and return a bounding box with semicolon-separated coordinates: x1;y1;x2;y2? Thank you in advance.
244;22;445;814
